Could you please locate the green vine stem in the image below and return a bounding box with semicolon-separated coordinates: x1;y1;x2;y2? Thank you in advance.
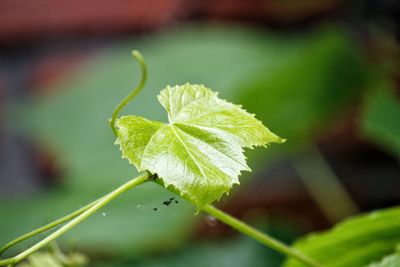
0;175;322;267
0;199;101;256
151;179;321;267
109;50;147;136
0;172;151;266
0;50;148;264
202;205;322;267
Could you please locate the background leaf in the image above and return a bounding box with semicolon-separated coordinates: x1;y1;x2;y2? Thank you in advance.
362;85;400;156
366;253;400;267
283;207;400;267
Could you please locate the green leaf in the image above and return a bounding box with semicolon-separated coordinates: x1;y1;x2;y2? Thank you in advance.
367;253;400;267
283;207;400;267
116;84;284;208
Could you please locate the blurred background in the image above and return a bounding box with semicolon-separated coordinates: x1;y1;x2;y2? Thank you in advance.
0;0;399;266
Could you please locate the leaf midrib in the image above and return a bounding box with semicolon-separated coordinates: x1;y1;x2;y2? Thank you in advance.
170;125;209;186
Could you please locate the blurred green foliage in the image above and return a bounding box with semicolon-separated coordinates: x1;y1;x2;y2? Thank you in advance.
2;25;372;261
362;85;400;156
235;29;370;163
132;236;282;267
93;231;291;267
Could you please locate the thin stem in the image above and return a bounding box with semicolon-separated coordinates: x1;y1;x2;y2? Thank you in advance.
0;172;150;266
202;205;323;267
0;198;102;256
110;50;147;136
293;147;359;223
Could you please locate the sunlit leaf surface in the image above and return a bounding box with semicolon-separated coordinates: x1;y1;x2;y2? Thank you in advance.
116;84;283;208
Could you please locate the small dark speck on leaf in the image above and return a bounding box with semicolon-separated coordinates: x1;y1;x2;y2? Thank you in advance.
163;197;179;206
153;208;158;211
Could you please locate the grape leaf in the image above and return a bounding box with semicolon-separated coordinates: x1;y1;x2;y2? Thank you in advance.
283;207;400;267
116;84;284;208
367;253;400;267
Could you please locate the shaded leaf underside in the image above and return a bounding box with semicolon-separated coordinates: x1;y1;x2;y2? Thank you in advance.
116;84;283;208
